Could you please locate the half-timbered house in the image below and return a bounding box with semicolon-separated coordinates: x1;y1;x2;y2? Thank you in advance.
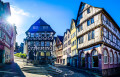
25;18;55;64
55;36;63;64
76;2;120;76
62;29;71;65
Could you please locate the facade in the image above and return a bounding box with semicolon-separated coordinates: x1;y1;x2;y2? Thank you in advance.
25;18;55;64
76;2;120;76
0;0;16;65
70;19;78;67
52;37;57;58
10;25;17;62
55;36;63;64
62;29;71;65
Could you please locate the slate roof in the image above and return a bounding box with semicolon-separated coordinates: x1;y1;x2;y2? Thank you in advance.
26;18;55;33
54;37;57;41
57;35;64;43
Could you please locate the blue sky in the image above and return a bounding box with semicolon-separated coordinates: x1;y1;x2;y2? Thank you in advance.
3;0;120;45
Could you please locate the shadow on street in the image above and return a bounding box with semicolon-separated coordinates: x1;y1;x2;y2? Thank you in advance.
0;62;25;77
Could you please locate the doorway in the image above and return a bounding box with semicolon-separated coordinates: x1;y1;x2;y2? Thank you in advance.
87;53;90;68
0;50;3;63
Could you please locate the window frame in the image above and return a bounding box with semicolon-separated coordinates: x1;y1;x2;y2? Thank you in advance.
103;50;108;64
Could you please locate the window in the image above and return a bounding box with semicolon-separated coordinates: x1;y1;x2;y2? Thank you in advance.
46;52;50;56
46;33;50;37
106;30;109;39
41;41;44;46
41;33;45;37
104;50;108;64
30;41;34;46
35;41;39;46
33;26;38;29
71;24;74;30
75;40;76;45
87;17;94;26
43;26;48;29
114;53;117;64
87;8;90;14
78;36;83;44
88;30;95;40
87;20;90;26
31;33;34;37
68;40;71;45
46;41;50;46
41;52;45;56
28;42;30;45
36;33;39;37
110;51;113;64
91;18;94;24
78;25;83;32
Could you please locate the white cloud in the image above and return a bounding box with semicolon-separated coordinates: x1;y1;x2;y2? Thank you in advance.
10;5;30;16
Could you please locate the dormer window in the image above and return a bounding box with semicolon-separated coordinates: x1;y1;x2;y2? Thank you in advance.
43;26;48;29
33;26;38;29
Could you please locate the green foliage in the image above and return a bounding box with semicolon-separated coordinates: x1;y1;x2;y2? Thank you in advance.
14;52;27;59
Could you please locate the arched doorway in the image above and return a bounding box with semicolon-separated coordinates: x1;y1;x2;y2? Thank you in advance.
92;50;98;67
81;52;85;67
29;51;34;60
86;53;90;68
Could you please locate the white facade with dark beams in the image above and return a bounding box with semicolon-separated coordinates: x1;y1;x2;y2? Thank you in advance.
76;2;120;76
25;18;55;64
62;29;71;65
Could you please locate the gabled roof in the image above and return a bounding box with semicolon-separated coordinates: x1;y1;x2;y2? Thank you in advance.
70;19;76;31
77;2;120;32
54;37;57;41
26;18;55;33
64;29;70;36
57;35;64;43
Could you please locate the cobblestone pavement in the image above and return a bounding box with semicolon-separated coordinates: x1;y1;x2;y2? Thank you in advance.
0;56;103;77
14;56;62;77
55;64;101;77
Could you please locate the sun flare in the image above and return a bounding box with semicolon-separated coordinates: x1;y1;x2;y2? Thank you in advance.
7;15;21;26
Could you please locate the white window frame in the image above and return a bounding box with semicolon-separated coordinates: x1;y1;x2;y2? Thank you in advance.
114;53;117;64
104;50;108;64
110;51;113;64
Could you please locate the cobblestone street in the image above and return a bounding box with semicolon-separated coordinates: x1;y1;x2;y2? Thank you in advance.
0;56;102;77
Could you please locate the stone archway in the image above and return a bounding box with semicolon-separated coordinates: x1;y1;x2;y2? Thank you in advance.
91;50;98;67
